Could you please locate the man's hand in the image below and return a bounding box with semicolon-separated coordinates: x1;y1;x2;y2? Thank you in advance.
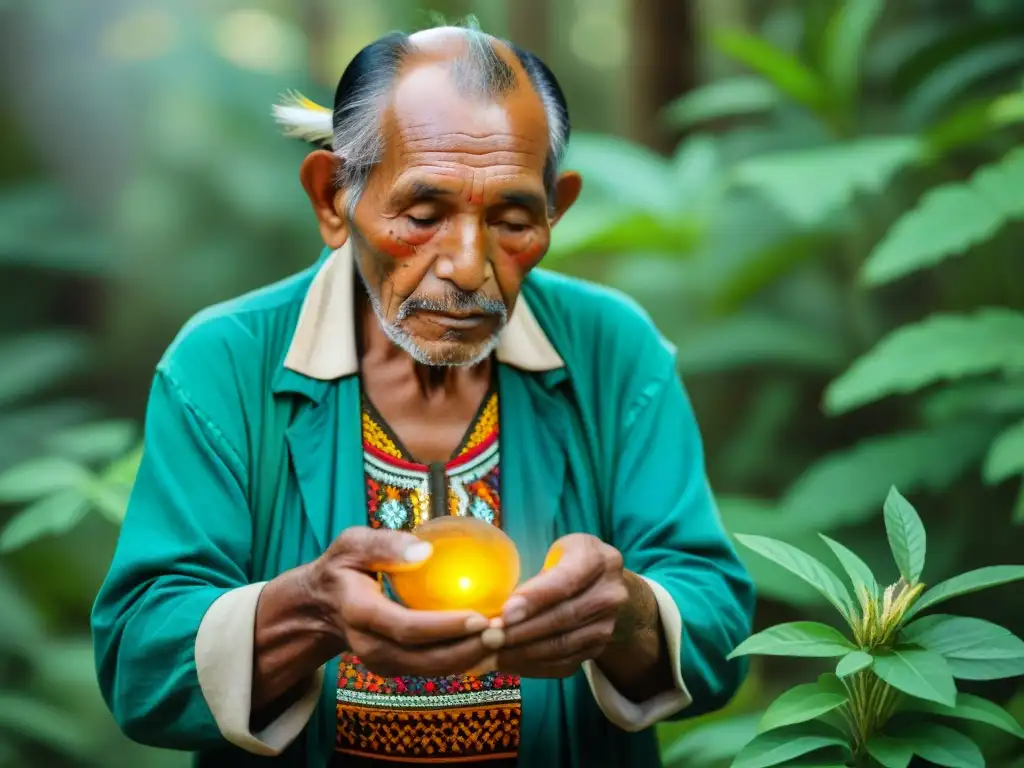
493;533;632;678
306;527;500;677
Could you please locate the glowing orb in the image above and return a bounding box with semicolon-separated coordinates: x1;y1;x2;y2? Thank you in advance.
388;516;520;617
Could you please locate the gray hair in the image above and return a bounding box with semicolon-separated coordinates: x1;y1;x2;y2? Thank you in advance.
332;23;568;218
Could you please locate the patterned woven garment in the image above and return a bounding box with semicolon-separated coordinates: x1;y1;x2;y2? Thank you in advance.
335;392;521;765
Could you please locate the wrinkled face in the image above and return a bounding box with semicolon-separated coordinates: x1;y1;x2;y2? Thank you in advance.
344;54;579;366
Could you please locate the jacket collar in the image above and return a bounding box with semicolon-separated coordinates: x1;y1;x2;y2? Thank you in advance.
281;242;565;381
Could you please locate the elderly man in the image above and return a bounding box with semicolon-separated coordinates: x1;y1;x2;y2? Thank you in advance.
91;22;754;768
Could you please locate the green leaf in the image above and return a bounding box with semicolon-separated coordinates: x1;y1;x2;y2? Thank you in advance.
712;29;826;112
926;91;1024;157
660;713;760;768
0;693;94;757
734;535;854;618
871;648;957;706
903;38;1024;127
822;0;885;106
548;204;702;260
729;622;855;659
0;331;91;407
778;422;995;532
664;76;780;129
561;133;678;217
867;735;913;768
731;137;921;228
0;490;89;553
46;419;137;462
985;418;1024;484
675;312;846;376
820;535;878;601
862;147;1024;285
0;457;91;503
905;565;1024;620
757;682;848;734
883;487;926;585
901;615;1024;681
732;722;848;768
886;721;984;768
824;309;1024;414
921;380;1024;423
836;650;873;678
904;692;1024;739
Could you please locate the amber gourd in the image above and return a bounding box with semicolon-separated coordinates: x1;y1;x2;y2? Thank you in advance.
388;516;521;617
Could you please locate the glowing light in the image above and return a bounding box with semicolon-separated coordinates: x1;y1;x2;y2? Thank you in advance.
389;516;520;617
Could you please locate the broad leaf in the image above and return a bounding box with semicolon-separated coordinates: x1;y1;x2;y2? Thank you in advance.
885;721;984;768
660;713;760;767
904;693;1024;739
872;648;957;706
712;29;826;112
733;722;848;768
0;490;88;553
664;76;779;129
825;309;1024;414
732;137;921;228
46;419;137;462
560;134;678;217
883;487;926;585
729;622;855;659
926;91;1024;157
901;615;1024;681
836;650;873;678
867;736;914;768
0;693;94;757
862;147;1024;285
0;331;91;407
921;380;1024;423
903;38;1024;127
905;565;1024;620
757;682;848;733
779;423;996;531
822;0;885;107
0;456;91;503
734;535;853;618
984;418;1024;484
548;205;701;261
820;535;878;601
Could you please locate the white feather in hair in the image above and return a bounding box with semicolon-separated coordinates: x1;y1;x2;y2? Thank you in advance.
272;91;333;146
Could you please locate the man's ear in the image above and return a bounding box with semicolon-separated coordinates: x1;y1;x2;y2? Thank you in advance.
549;171;582;227
300;150;349;249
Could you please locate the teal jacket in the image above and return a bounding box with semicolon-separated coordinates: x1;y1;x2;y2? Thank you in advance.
91;249;755;767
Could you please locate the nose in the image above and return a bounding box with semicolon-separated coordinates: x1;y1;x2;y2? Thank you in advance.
434;215;488;292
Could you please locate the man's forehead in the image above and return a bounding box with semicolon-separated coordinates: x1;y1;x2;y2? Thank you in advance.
382;62;549;158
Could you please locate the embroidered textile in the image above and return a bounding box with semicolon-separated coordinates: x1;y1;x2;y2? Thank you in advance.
336;392;521;764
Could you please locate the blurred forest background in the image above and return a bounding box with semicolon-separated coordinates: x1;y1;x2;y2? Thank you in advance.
1;0;1023;766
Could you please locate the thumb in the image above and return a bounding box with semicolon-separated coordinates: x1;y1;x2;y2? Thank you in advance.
334;526;433;573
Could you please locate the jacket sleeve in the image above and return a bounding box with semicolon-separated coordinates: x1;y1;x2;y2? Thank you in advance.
90;368;319;753
586;353;755;727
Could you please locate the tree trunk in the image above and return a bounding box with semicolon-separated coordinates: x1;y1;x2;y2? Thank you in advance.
628;0;699;154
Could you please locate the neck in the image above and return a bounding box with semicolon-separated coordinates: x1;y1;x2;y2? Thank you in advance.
356;289;492;399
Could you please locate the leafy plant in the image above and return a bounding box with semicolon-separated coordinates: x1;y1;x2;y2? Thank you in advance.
0;425;139;553
721;487;1024;768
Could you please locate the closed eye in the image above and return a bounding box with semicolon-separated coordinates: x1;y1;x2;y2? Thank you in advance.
408;215;439;228
498;222;530;233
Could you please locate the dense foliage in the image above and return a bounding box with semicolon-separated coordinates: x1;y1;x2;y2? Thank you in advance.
1;0;1021;766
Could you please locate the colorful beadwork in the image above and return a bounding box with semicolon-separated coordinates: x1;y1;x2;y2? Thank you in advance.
336;391;521;763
